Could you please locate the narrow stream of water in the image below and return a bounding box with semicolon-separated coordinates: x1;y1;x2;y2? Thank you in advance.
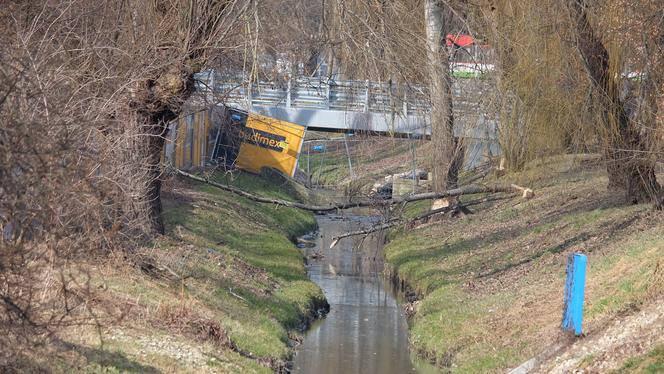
292;215;435;374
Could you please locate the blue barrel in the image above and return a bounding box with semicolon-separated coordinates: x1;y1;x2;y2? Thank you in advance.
562;253;587;336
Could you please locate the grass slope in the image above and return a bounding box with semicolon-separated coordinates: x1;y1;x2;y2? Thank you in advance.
383;155;664;373
55;171;325;373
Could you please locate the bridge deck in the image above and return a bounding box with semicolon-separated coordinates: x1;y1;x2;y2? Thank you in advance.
195;72;496;138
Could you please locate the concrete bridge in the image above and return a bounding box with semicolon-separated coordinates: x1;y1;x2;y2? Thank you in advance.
194;69;497;140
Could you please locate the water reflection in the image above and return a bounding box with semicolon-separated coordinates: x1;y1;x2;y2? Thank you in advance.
293;215;435;374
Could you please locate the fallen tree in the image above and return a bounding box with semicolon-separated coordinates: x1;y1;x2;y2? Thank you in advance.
176;169;533;212
329;194;517;247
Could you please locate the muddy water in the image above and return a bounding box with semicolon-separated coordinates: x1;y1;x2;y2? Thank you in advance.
293;215;434;374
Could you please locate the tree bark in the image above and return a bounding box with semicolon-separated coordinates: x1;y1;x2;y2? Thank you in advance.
134;71;194;235
425;0;463;191
567;0;660;203
146;133;166;234
143;115;174;235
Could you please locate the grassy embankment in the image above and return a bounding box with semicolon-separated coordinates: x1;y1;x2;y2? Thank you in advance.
56;171;325;373
383;155;664;373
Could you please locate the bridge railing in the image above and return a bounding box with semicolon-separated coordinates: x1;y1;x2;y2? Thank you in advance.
195;71;493;117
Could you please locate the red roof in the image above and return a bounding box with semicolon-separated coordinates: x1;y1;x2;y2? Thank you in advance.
446;34;475;47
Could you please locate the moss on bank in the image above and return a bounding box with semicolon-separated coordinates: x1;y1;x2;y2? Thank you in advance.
383;155;664;373
56;171;325;373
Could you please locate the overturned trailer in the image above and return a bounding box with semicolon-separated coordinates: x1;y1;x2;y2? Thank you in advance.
163;105;306;177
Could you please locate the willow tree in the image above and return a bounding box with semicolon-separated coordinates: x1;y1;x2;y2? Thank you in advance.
122;1;250;233
566;0;661;203
481;0;593;170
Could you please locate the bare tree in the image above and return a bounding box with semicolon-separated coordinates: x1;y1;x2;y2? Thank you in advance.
0;0;248;360
425;0;464;190
305;0;473;191
121;0;250;233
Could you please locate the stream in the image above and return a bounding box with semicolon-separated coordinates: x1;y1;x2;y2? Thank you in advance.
292;214;436;374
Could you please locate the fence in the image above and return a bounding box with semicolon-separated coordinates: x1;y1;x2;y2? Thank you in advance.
196;71;494;118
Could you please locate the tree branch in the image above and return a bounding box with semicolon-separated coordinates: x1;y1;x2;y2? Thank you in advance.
329;205;452;248
329;193;517;247
176;169;533;212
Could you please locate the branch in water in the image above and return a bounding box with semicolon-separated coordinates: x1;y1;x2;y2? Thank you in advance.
329;205;454;248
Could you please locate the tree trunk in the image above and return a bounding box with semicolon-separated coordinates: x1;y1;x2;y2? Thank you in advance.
135;73;189;235
425;0;463;191
143;118;171;235
567;0;660;203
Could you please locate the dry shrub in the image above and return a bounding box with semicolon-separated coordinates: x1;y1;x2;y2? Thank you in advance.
0;4;146;359
153;302;232;348
0;0;247;365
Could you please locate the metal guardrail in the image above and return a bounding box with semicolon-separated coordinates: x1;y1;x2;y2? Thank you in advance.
195;71;493;118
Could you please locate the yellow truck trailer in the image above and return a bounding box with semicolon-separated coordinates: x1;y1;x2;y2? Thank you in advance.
164;106;305;177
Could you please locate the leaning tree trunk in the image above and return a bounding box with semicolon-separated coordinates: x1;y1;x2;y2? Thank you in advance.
425;0;463;191
567;0;660;203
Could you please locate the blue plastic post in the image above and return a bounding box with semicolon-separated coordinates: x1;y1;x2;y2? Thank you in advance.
562;253;587;336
